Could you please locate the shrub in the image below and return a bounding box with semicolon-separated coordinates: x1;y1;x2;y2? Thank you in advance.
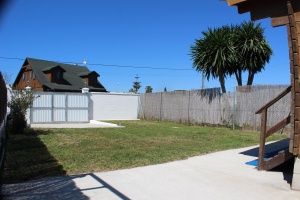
7;88;38;134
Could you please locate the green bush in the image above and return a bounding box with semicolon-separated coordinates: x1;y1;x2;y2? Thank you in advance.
7;88;38;134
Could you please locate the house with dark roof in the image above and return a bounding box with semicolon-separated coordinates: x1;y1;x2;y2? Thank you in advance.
13;58;107;92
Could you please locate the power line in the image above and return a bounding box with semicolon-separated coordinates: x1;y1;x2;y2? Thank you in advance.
0;56;193;71
89;63;193;71
0;56;24;61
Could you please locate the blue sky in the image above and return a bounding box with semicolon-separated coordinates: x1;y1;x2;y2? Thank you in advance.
0;0;289;93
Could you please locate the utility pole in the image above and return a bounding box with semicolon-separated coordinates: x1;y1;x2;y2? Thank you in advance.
135;74;139;82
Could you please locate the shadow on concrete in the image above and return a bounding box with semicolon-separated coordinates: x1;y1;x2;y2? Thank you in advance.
271;157;294;185
89;173;130;200
1;173;131;200
1;175;89;200
239;138;294;185
239;138;290;158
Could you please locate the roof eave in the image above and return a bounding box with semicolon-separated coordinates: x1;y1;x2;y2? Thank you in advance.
13;58;29;86
226;0;246;6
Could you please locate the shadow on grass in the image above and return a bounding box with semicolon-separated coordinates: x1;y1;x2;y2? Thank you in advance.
2;128;66;184
1;128;89;199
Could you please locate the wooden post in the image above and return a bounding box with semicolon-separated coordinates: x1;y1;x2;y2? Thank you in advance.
258;108;267;170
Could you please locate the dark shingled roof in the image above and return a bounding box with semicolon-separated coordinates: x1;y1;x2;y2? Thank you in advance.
78;71;99;77
18;57;107;92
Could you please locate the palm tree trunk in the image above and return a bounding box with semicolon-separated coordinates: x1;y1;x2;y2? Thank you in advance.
218;71;226;93
234;69;242;86
247;72;255;85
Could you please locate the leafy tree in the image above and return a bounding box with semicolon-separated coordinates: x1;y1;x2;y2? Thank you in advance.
7;88;38;134
164;87;167;92
145;86;153;93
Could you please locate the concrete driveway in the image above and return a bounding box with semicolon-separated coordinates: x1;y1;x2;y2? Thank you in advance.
2;140;300;200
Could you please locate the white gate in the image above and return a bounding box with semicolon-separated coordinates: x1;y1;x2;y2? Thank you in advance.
30;92;89;123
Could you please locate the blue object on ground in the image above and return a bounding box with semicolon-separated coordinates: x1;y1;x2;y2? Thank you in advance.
245;148;287;166
246;158;267;166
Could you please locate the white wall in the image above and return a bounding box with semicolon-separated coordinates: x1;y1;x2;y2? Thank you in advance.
90;92;139;120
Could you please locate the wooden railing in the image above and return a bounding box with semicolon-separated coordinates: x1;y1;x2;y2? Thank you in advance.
255;85;292;170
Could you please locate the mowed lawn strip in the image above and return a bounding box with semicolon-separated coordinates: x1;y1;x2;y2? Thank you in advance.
3;120;288;183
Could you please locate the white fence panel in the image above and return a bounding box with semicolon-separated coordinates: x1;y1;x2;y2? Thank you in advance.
32;109;52;123
53;108;65;122
30;92;89;123
68;110;89;122
33;93;52;107
53;94;66;107
32;93;52;123
53;93;66;122
90;93;139;120
68;94;89;108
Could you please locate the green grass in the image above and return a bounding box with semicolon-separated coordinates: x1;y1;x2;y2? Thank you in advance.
2;120;288;183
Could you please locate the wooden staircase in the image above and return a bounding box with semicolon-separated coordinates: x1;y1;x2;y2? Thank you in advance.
255;86;293;170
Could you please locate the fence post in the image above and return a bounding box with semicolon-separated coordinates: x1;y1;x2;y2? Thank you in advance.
258;108;267;170
188;90;190;125
233;87;236;130
52;92;55;123
160;92;163;121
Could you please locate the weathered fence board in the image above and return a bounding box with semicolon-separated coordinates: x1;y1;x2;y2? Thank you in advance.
139;85;290;130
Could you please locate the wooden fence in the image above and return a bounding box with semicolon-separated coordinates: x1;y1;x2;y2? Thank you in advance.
139;85;290;131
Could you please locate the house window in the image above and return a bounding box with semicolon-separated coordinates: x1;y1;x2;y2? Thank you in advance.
23;72;27;80
56;71;62;79
31;71;36;79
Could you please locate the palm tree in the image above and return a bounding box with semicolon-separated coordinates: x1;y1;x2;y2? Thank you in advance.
190;21;272;91
190;25;234;93
233;21;273;85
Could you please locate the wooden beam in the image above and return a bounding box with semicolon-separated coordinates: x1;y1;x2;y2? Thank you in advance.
258;109;267;170
237;1;251;14
295;134;299;148
294;147;298;155
272;16;288;27
298;135;300;155
226;0;246;6
265;116;291;138
263;149;293;171
238;0;287;16
250;0;288;21
237;0;300;21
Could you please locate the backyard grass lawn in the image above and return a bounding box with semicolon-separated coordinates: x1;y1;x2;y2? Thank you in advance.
3;120;288;183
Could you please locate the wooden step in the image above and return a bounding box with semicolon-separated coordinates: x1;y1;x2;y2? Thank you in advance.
263;149;294;171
